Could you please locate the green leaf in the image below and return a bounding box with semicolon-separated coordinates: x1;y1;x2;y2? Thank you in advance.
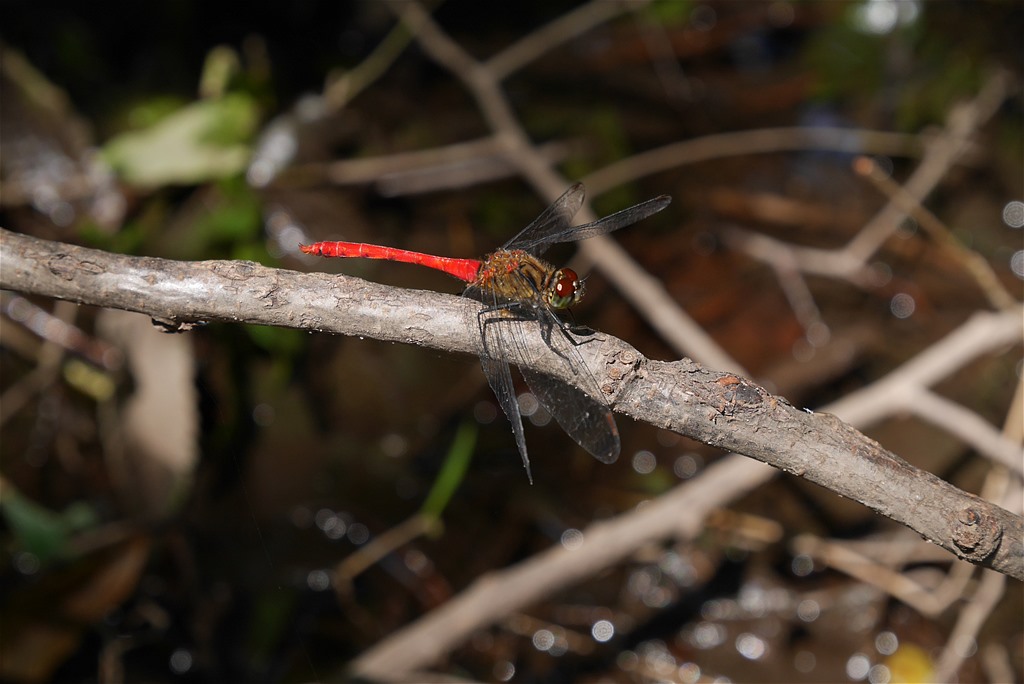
101;93;259;187
1;488;99;563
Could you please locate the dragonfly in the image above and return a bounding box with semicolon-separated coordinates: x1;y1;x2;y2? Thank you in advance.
301;183;671;482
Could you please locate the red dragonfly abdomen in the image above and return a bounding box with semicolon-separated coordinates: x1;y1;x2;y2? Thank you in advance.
300;240;482;283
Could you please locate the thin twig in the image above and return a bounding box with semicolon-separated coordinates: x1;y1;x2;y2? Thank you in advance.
853;155;1019;311
322;12;417;112
726;70;1012;284
582;127;931;195
486;0;637;80
934;569;1006;683
791;534;976;618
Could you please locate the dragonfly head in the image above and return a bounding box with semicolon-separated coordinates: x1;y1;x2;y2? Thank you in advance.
547;268;584;309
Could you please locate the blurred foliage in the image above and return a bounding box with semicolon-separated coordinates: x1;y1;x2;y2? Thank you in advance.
0;484;99;564
419;420;477;523
101;93;259;187
644;0;696;25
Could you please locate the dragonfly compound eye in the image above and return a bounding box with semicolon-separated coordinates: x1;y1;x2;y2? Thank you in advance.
549;268;581;308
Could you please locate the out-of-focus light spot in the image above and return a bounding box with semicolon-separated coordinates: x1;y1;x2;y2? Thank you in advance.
640;640;677;674
247;115;301;188
1010;250;1024;279
527;404;551;427
314;508;334;528
871;155;896;176
532;629;555;652
380;433;407;458
50;201;75;227
701;599;733;620
767;2;795;27
870;261;893;287
796;599;820;622
852;0;919;34
632;450;657;474
560;528;584;551
689;621;727;649
517;392;539;417
493;661;515;682
264;207;303;257
592;619;615;643
642;586;673;609
5;296;31;322
890;293;915;319
875;630;899;656
1002;200;1024;228
660;551;698;587
474;400;498;424
248;156;277;188
404;549;431;575
792;553;815;576
628;567;659;597
306;569;330;591
738;584;769;617
851;606;880;633
678;661;702;683
846;653;872;680
807;321;831;347
272;225;304;259
854;0;898;33
347;522;370;545
169;649;193;675
316;509;347;540
868;663;892;683
736;633;767;660
322;520;346;540
792;337;815;362
794;650;816;673
616;650;639;671
690;5;717;31
673;453;702;479
14;552;41;575
252;403;274;426
896;218;918;239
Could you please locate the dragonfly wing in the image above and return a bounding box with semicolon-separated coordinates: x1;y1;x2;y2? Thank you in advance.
471;288;535;483
501;305;621;464
516;194;672;249
502;183;586;254
519;364;620;464
479;353;533;484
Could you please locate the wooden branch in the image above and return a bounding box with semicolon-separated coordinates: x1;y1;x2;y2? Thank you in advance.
2;227;1021;586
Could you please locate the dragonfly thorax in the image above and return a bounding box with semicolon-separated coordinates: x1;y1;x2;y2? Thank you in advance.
473;249;585;310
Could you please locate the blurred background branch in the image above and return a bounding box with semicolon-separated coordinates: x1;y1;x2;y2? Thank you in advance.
1;1;1021;682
